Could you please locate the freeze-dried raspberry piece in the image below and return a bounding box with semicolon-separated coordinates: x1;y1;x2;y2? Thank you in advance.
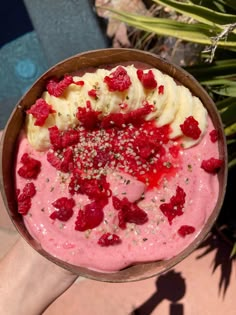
101;113;125;129
76;101;101;130
75;200;104;231
169;145;179;158
92;147;111;168
98;233;121;246
18;196;31;215
50;197;75;221
48;126;62;150
137;69;157;89
73;80;84;86
124;102;153;125
69;171;110;201
180;116;201;139
47;151;61;170
104;66;131;92
112;196;123;211
18;153;41;179
160;186;186;224
27;98;56;126
61;129;80;148
133;134;158;160
178;225;195;237
46;76;74;97
158;85;164;95
88;89;98;99
201;157;223;173
209;129;218;143
113;197;148;229
22;182;36;198
60;148;74;173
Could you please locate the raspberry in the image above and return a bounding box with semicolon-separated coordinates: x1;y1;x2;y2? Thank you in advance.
169;145;179;158
73;80;84;86
60;148;74;173
18;196;31;215
158;85;164;95
178;225;195;237
133;134;158;160
88;89;98;99
69;172;110;201
18;153;41;179
201;157;223;173
76;101;101;130
101;113;125;129
113;197;148;229
22;182;36;198
137;69;157;89
104;66;131;92
209;129;218;143
112;196;123;211
46;76;74;97
180;116;201;139
61;129;80;148
47;151;62;170
75;201;104;231
50;197;75;221
26;98;56;126
98;233;121;246
124;102;153;125
160;186;186;224
48;126;62;150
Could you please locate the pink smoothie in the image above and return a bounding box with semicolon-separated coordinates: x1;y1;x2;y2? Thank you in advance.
15;118;219;272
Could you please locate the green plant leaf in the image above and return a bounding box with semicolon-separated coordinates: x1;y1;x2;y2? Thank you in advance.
230;242;236;258
216;97;236;110
101;7;236;48
220;103;236;126
185;59;236;81
224;122;236;136
153;0;236;28
202;80;236;96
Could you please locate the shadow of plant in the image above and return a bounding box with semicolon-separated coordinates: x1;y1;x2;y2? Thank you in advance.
196;230;233;296
196;165;236;296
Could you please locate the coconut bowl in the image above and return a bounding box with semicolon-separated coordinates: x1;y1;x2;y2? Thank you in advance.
0;48;228;282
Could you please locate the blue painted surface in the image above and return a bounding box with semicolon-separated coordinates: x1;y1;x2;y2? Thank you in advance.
0;1;108;129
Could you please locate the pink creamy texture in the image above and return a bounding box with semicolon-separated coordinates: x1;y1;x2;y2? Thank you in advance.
15;118;219;272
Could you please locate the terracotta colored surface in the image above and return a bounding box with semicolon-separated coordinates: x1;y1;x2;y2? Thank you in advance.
44;234;236;315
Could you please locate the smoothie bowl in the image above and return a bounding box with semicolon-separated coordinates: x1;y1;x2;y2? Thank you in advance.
0;48;227;282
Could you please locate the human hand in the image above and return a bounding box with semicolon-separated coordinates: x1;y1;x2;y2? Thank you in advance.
0;237;78;315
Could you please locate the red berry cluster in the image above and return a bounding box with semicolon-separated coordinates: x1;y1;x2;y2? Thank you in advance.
112;196;148;229
18;153;41;179
201;157;223;173
160;186;186;224
180;116;201;140
17;182;36;215
104;66;132;92
50;197;75;221
26;99;56;126
178;225;195;237
209;129;218;143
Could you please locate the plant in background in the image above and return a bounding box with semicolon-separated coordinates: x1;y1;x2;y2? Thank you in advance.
97;0;236;257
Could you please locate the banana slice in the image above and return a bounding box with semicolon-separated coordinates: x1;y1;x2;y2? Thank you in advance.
123;65;146;112
156;75;178;127
145;68;167;120
169;85;194;139
43;92;75;130
182;96;208;148
26;112;55;151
